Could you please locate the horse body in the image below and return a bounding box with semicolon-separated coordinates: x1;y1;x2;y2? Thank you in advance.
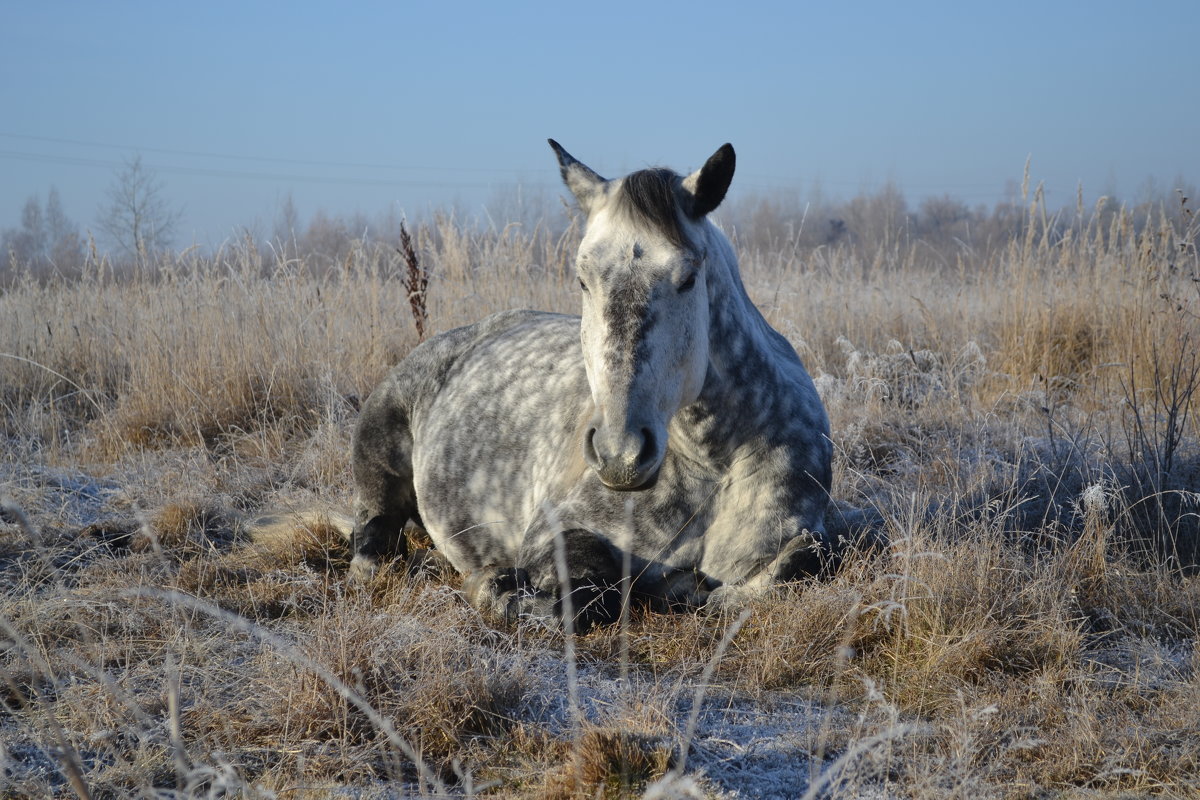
351;141;832;625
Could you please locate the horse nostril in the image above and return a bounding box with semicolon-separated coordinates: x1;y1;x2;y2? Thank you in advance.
583;426;600;467
637;427;657;467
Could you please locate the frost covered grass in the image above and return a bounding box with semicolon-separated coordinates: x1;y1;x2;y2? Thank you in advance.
2;195;1199;797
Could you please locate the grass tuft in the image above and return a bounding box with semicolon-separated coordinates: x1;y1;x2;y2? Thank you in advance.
541;727;675;799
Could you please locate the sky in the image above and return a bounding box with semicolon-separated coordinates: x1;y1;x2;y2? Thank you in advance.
1;0;1197;250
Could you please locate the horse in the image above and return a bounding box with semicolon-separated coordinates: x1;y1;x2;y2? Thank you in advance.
348;140;833;628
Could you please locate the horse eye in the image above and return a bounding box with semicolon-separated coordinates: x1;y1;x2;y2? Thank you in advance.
678;274;697;292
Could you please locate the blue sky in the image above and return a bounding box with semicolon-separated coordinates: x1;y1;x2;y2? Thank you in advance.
2;0;1196;248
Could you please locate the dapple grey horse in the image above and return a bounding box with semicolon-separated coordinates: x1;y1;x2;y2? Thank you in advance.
350;141;833;628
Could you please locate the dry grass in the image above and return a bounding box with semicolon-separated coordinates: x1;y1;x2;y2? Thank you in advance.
541;727;674;800
2;194;1199;797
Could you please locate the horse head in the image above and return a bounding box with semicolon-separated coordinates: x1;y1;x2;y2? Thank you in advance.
550;139;736;490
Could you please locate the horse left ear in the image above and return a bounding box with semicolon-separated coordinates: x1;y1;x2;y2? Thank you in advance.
549;139;607;215
682;143;736;219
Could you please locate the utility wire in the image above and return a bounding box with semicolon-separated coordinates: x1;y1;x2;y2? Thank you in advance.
0;148;550;190
0;130;518;173
0;130;1020;199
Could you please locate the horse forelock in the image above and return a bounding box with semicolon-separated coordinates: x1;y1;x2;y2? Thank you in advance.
611;168;694;251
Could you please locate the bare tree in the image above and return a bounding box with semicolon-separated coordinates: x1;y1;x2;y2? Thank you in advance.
2;187;84;276
45;188;85;269
4;196;45;267
96;154;183;259
272;192;301;259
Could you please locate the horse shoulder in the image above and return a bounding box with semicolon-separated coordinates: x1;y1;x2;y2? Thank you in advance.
696;366;831;584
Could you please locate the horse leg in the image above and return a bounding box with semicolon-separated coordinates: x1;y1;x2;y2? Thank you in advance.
349;390;421;580
545;529;625;631
462;567;549;624
462;529;624;631
349;513;408;580
650;568;721;611
700;529;837;614
767;529;838;583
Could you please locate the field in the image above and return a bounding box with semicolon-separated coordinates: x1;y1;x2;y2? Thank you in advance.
2;190;1200;798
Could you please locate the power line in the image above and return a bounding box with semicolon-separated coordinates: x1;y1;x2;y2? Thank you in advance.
0;130;1023;201
1;130;1015;193
0;130;521;173
0;149;552;191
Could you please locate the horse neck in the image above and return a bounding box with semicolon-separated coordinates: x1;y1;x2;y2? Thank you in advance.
704;227;778;387
670;226;787;464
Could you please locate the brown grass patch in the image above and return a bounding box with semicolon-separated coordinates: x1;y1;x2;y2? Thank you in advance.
996;303;1106;394
541;727;674;799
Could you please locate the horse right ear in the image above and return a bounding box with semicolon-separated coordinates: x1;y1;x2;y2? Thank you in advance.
682;143;736;219
549;139;606;215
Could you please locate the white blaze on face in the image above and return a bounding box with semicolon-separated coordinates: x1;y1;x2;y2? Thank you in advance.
576;205;710;489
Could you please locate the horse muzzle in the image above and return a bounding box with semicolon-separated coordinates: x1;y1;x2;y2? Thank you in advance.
583;422;664;491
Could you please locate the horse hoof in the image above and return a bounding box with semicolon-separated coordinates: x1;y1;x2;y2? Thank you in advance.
772;532;828;582
464;568;538;622
701;584;754;616
348;554;379;583
508;591;559;627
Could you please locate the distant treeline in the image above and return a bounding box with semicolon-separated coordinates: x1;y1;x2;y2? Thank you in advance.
3;177;1197;282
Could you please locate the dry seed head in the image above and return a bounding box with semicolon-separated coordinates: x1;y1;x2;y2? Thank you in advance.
1081;482;1111;516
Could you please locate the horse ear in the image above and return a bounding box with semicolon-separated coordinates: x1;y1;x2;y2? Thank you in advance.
682;143;736;219
548;139;607;214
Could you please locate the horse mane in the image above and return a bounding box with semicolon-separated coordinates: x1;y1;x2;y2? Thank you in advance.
612;168;694;250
